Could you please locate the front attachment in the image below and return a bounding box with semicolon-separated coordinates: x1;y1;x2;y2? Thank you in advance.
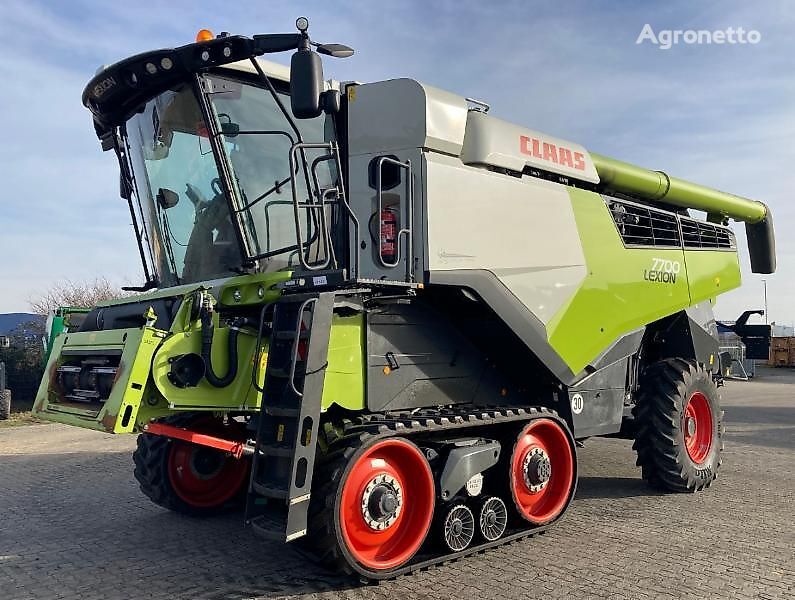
33;326;165;433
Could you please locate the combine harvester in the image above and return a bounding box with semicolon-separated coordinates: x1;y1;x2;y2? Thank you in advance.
34;19;775;578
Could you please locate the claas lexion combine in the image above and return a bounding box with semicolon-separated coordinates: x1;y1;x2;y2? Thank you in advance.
34;19;776;578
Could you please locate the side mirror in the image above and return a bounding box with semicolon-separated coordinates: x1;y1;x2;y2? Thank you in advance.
290;48;324;119
120;171;133;200
157;187;179;209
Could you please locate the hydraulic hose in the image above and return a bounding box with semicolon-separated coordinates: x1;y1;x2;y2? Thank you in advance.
200;305;240;388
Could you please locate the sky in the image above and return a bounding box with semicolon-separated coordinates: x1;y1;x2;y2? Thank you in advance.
0;0;793;325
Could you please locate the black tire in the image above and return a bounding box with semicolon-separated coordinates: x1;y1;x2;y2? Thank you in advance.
632;358;724;492
0;389;10;420
132;413;250;517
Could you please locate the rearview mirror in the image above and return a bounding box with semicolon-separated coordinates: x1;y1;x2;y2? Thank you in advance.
290;48;323;119
157;187;179;209
120;172;132;200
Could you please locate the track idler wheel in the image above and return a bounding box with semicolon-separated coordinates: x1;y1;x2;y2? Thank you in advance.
509;418;576;525
478;496;508;541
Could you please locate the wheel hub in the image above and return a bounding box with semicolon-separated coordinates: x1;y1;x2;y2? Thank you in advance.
683;391;714;464
190;447;225;479
523;447;551;492
442;505;475;552
361;474;403;530
479;496;508;542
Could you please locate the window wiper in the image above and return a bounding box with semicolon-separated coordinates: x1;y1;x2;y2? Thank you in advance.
237;173;293;212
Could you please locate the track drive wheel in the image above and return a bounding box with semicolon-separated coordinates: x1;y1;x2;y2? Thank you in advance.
133;413;250;516
308;436;435;575
509;418;576;525
633;358;723;492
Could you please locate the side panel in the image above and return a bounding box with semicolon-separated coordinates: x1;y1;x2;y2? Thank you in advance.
546;187;692;374
424;152;587;325
684;249;741;304
346;148;426;282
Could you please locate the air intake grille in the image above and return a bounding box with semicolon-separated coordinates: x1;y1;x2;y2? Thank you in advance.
680;218;735;249
608;200;680;247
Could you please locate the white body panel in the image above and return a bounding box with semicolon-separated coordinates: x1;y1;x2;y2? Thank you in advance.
461;112;599;184
347;78;468;156
424;152;587;324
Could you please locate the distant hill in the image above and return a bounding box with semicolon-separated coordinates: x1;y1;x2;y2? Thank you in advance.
0;313;44;336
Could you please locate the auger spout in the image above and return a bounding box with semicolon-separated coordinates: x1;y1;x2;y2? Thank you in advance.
591;153;775;273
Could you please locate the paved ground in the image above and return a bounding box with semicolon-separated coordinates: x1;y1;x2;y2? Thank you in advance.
1;368;793;600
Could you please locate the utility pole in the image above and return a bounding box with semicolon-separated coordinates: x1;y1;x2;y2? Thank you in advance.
762;279;768;324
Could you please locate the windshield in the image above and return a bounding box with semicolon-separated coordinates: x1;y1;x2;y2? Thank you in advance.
205;74;335;272
124;83;241;286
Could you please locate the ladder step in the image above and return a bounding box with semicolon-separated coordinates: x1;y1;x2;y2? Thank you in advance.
264;406;301;418
267;366;305;379
249;514;286;541
256;443;295;457
273;330;310;341
251;481;289;499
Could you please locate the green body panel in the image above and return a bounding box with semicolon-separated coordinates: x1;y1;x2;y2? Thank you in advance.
591;153;767;224
150;317;266;412
33;327;166;433
547;188;690;373
683;249;742;305
546;188;740;374
321;313;366;411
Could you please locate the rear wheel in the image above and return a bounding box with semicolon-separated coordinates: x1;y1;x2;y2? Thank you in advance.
133;414;250;516
509;418;576;525
309;436;435;574
633;358;723;492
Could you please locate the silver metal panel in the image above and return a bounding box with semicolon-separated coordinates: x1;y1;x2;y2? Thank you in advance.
347;148;426;281
347;79;468;156
424;152;587;325
460;111;599;184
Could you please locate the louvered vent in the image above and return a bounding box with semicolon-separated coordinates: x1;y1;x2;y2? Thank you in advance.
608;200;681;248
680;218;735;249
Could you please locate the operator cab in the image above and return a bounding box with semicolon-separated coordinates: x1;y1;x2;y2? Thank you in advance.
84;20;356;291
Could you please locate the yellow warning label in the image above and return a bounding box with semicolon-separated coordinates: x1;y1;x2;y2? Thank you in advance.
305;429;311;446
277;424;285;442
347;86;357;102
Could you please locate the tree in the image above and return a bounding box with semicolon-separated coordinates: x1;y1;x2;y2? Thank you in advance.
0;319;46;407
28;277;133;316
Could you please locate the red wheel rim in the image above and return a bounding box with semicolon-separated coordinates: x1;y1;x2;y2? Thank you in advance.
683;391;714;464
339;438;434;571
166;420;250;509
510;419;575;525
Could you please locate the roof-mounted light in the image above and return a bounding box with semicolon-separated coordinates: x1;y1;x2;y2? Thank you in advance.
196;29;214;42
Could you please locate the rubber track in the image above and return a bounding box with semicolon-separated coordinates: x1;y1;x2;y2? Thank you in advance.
305;405;576;581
